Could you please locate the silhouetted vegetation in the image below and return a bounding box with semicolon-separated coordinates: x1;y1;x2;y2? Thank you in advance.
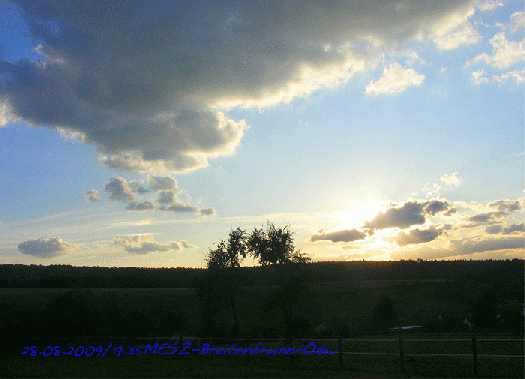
0;244;523;346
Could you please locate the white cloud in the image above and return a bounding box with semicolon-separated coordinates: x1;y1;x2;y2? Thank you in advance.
113;234;196;255
472;69;490;84
432;18;481;50
492;68;525;85
366;63;425;95
440;172;462;187
18;237;76;258
472;68;525;86
476;0;504;12
509;11;525;33
468;32;525;69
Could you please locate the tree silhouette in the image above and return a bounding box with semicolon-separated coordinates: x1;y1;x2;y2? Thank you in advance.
245;222;311;337
246;221;310;265
198;228;248;337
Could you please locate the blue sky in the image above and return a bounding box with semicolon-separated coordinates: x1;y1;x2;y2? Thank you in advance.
1;0;523;267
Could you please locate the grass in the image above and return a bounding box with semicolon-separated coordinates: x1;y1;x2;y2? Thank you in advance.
2;336;523;378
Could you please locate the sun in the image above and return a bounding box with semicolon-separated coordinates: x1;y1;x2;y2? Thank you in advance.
335;201;385;230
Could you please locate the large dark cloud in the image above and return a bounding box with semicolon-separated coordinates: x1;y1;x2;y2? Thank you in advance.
364;200;451;230
311;228;367;243
394;225;443;246
1;0;478;172
18;237;75;258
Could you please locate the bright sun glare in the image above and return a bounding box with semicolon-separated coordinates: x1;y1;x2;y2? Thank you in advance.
335;201;385;230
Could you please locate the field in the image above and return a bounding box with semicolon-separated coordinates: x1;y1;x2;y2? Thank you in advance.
1;260;523;377
2;334;523;378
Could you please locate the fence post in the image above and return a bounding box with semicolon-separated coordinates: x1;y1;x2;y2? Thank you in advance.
398;336;405;373
338;337;344;370
289;338;293;364
472;337;478;378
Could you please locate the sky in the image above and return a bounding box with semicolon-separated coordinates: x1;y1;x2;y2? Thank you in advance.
0;0;523;268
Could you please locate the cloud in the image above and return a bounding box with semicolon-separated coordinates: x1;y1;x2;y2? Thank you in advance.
457;199;522;228
509;11;525;33
159;203;197;213
466;211;508;223
100;175;215;215
472;67;525;85
125;200;156;211
450;236;524;255
149;175;179;191
113;234;196;255
440;172;462;187
18;237;76;258
311;228;367;243
198;207;216;217
467;32;525;69
104;177;137;202
472;69;490;84
502;223;525;235
84;189;99;201
492;68;525;85
158;191;178;205
489;199;522;212
476;1;504;12
444;208;457;216
431;15;481;50
180;240;197;249
129;180;148;194
364;200;451;230
155;190;202;213
485;224;503;234
394;225;444;246
366;63;425;95
0;0;485;172
424;200;451;216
